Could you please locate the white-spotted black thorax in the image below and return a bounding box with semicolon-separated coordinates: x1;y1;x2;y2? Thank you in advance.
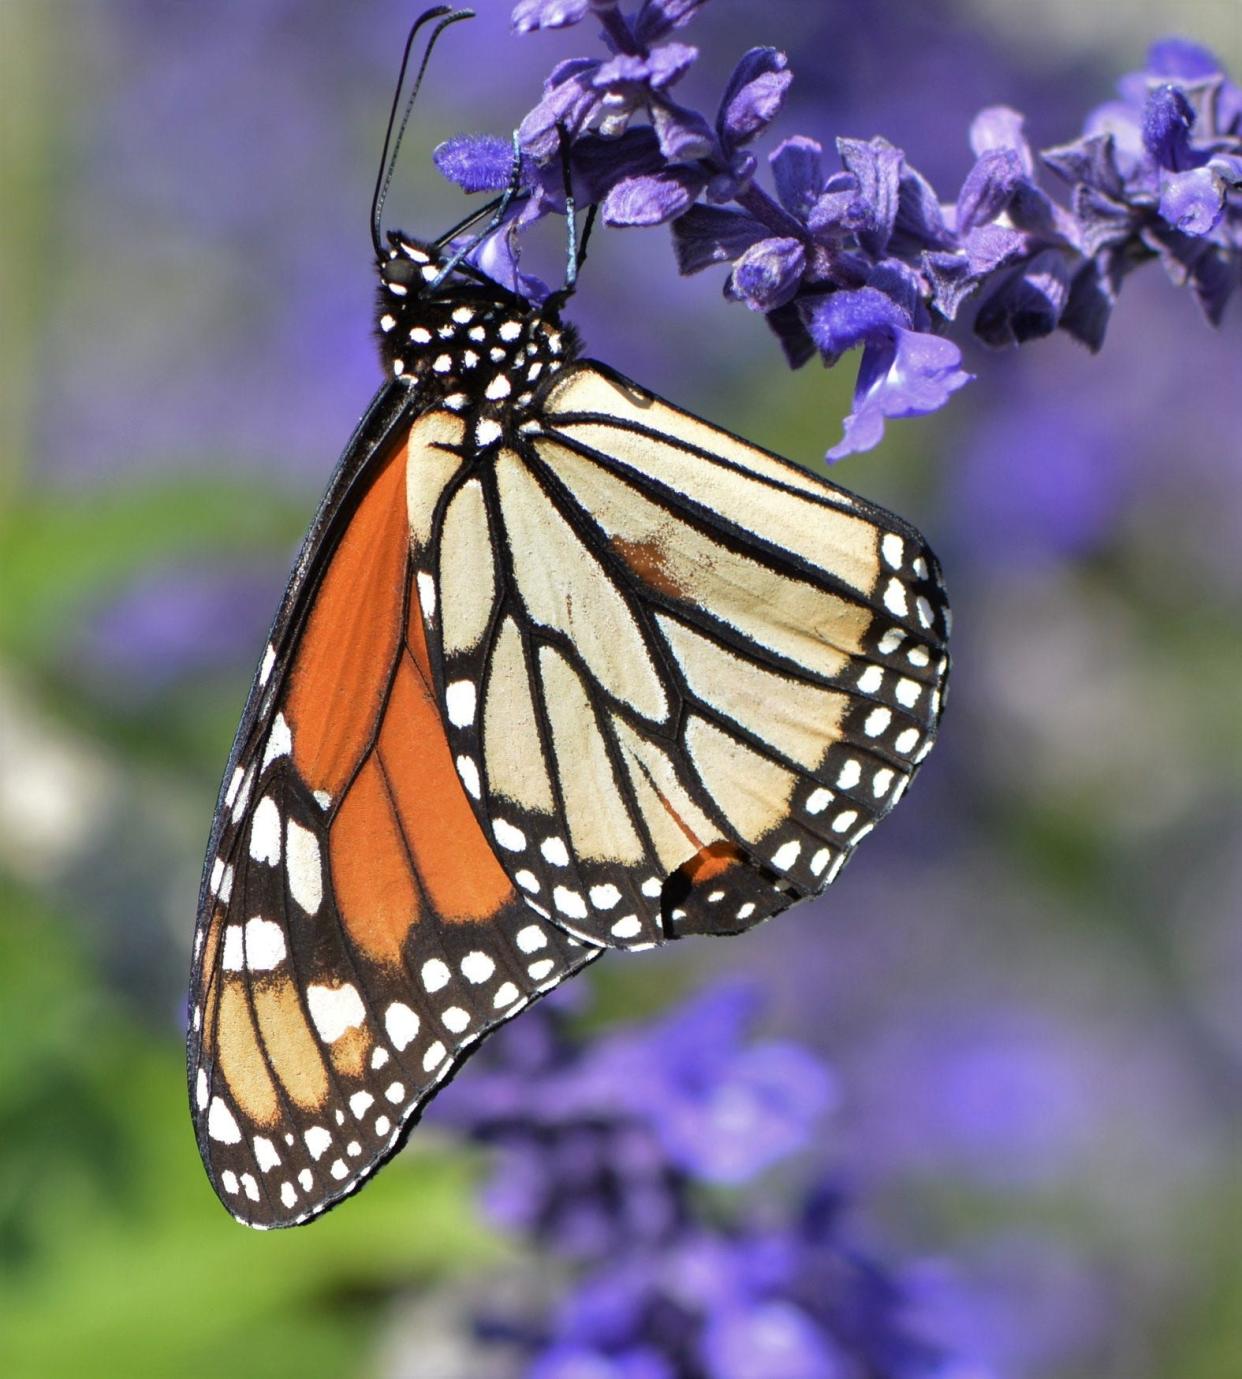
376;234;577;434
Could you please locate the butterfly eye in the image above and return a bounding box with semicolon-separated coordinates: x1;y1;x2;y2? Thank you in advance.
381;257;422;289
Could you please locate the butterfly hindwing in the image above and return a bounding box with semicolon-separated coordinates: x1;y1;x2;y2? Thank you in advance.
188;394;601;1228
426;361;949;949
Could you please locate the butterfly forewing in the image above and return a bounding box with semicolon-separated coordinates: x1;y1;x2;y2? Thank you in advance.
189;398;600;1228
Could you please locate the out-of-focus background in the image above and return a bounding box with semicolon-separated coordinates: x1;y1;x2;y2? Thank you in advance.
2;2;1240;1377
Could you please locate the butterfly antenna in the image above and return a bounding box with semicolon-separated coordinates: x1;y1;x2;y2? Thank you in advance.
370;5;476;263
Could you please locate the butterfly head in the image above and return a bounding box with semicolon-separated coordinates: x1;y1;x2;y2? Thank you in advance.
375;233;578;426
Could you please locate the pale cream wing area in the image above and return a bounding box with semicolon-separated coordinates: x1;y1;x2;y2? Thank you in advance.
424;363;950;950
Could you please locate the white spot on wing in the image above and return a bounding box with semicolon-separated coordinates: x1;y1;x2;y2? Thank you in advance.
196;1067;208;1110
461;951;495;983
384;1002;420;1051
493;982;520;1007
304;1126;332;1159
456;754;481;799
771;840;801;870
836;760;862;790
349;1090;375;1118
610;914;642;939
286;819;323;915
493;818;526;852
863;707;891;738
553;886;588;919
244;916;286;971
422;958;450;992
261;713;292;769
528;958;555;981
423;1041;447;1072
883;579;908;617
417;571;437;621
441;1006;470;1033
249;795;281;865
222;926;244;972
445;680;477;728
516;924;547;953
254;1136;281;1172
540;836;570;866
259;643;277;686
589;883;622;910
306;983;366;1043
882;533;905;568
208;1097;241;1144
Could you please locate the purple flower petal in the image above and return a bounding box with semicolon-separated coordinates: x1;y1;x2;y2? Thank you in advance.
765;300;818;368
717;48;792;151
836;136;902;256
956;146;1026;234
671;203;768;273
573;128;668;202
975;248;1070;347
634;0;711;45
820;314;972;460
1058;259;1116;351
519;58;602;160
1142;83;1198;171
1042;133;1126;200
770;136;824;219
530;1343;676;1379
512;0;601;34
805;286;909;360
651;100;715;162
602;167;702;225
893;164;955;250
701;1301;842;1379
726;236;806;312
433;134;518;194
1159;164;1226;234
969;105;1035;177
1146;37;1225;80
962;223;1032;275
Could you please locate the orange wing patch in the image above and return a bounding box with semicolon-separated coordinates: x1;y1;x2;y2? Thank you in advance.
285;435;412;798
190;405;601;1229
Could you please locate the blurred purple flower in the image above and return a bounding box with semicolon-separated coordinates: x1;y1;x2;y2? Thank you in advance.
72;559;283;700
435;982;834;1259
594;983;837;1183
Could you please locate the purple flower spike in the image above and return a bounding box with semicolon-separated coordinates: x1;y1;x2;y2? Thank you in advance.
727;236;806;311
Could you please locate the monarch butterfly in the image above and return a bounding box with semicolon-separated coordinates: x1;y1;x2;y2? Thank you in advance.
188;9;949;1229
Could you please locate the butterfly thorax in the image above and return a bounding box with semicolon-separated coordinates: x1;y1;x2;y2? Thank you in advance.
376;235;578;437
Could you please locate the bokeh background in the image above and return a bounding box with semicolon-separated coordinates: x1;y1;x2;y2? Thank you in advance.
2;2;1240;1376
